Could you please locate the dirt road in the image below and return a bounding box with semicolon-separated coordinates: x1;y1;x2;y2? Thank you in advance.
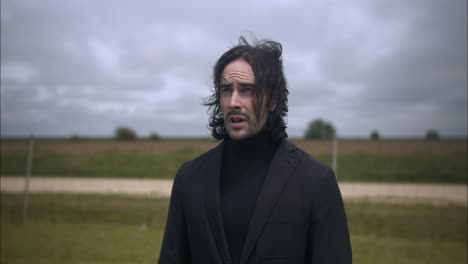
1;176;466;206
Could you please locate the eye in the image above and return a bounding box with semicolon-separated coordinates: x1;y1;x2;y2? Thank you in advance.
220;85;232;95
239;86;255;96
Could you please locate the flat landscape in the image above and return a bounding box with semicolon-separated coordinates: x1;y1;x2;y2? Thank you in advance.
2;176;467;205
1;193;466;264
1;138;467;263
1;138;467;183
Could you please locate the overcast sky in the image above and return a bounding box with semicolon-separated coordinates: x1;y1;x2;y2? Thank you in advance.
1;0;467;138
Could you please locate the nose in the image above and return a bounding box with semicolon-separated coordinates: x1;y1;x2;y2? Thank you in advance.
228;90;241;109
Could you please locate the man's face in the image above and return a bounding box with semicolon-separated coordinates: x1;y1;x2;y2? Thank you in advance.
220;59;268;141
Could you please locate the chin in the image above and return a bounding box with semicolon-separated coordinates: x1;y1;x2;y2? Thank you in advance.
229;134;246;141
227;130;249;141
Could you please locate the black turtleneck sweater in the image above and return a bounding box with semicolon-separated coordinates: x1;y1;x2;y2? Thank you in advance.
221;132;277;264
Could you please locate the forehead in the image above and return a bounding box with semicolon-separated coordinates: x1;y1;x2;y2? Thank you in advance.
221;59;255;84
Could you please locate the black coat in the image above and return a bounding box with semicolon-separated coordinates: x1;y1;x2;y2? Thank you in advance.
158;140;352;264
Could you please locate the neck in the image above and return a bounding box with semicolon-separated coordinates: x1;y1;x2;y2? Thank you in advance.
224;130;275;157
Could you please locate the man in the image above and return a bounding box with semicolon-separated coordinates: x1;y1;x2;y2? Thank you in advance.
158;37;352;264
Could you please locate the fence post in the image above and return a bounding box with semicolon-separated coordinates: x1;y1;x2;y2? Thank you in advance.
23;134;34;224
332;135;338;178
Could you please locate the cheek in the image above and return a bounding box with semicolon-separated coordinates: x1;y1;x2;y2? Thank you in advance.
220;99;228;111
244;99;255;112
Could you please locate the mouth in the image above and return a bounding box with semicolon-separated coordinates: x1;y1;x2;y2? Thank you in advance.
231;116;246;122
228;115;247;128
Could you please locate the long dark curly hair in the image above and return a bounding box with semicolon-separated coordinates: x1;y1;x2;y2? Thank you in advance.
204;36;289;142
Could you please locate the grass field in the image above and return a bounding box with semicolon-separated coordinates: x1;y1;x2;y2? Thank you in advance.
1;139;467;183
1;193;466;264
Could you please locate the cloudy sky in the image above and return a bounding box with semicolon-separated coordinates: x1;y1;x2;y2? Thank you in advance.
1;0;466;138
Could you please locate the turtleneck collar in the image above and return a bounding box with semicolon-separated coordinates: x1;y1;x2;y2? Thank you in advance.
224;130;276;158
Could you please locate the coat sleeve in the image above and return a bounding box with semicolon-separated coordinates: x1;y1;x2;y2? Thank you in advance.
308;168;352;263
158;165;191;264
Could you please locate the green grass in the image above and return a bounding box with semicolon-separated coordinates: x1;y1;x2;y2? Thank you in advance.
316;152;467;183
1;148;202;178
347;201;467;263
1;193;168;264
2;149;466;183
1;193;466;264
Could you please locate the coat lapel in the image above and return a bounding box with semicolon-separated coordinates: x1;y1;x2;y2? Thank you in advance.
239;140;299;264
202;141;232;264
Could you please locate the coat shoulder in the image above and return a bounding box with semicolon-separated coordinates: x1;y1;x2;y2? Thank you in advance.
284;140;335;184
174;142;223;181
283;141;340;208
286;141;330;174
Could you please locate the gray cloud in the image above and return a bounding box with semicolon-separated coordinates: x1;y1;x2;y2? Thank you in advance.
1;0;466;138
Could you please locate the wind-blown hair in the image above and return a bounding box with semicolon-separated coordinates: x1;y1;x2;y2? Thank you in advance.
204;37;289;142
